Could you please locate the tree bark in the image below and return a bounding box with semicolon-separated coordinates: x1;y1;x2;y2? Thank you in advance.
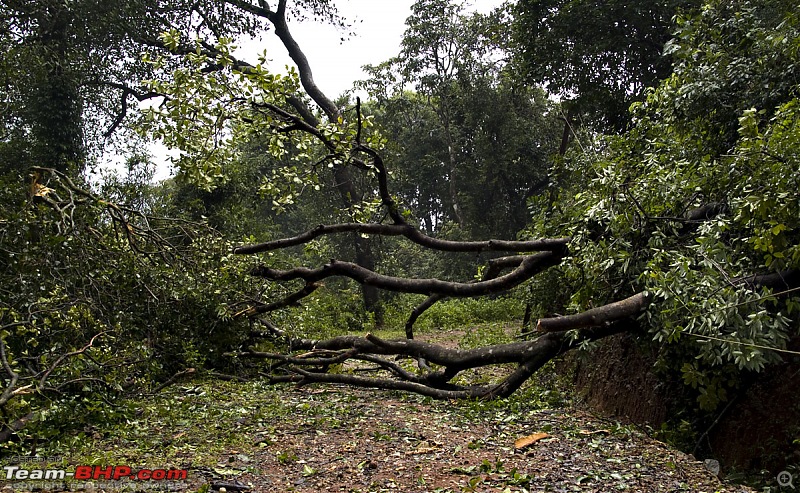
537;292;650;332
234;223;569;255
236;320;633;400
251;253;565;298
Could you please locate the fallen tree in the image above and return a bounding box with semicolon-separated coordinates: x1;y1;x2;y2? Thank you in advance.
146;0;799;404
188;0;656;399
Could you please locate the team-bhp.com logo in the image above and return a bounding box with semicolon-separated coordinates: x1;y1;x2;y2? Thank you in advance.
4;465;188;481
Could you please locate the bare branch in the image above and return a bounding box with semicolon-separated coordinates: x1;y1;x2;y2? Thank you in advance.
537;292;650;332
96;81;163;137
236;282;322;318
251;252;564;297
225;0;338;118
735;269;800;291
243;322;631;400
234;223;569;255
404;253;561;339
39;332;107;389
150;368;197;394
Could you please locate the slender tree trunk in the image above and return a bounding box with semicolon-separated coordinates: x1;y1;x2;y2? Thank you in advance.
559;111;573;157
333;166;383;326
442;114;464;228
30;1;85;174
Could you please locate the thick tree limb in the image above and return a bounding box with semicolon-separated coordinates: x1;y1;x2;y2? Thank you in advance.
736;269;800;291
255;349;359;367
226;0;339;118
240;321;631;400
286;95;319;127
271;369;477;399
252;101;336;151
537;292;650;332
269;0;339;119
405;294;444;339
352;143;405;224
251;253;563;297
234;223;569;254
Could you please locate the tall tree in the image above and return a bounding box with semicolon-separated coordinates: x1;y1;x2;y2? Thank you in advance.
369;80;562;241
361;0;504;229
512;0;702;132
359;0;563;239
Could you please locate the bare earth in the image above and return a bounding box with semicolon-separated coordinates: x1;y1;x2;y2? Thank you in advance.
0;327;758;493
186;388;754;493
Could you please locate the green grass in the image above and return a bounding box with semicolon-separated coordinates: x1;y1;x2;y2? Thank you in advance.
48;379;295;469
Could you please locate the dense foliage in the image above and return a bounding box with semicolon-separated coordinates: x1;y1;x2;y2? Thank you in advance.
0;0;342;175
527;0;800;410
0;164;274;451
512;0;702;131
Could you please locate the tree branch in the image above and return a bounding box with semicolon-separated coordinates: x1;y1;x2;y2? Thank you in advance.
0;337;20;407
97;82;163;137
241;321;632;400
404;253;561;339
536;292;650;332
234;223;569;255
226;0;339;119
736;269;800;291
236;282;322;318
251;252;564;297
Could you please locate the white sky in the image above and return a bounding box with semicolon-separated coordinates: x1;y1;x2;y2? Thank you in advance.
247;0;505;98
130;0;505;181
242;0;416;99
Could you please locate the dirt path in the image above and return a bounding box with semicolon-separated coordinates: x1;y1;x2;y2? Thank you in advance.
0;325;759;492
185;388;753;493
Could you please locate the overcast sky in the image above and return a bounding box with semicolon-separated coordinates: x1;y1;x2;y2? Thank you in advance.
239;0;416;99
243;0;505;98
128;0;504;181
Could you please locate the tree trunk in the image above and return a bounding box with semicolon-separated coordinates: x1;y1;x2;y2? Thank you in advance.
30;1;85;174
332;165;383;325
558;110;573;156
444;123;464;228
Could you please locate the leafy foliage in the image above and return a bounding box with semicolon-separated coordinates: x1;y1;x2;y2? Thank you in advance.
512;0;702;131
0;0;343;175
358;0;563;258
527;0;800;409
0;167;271;452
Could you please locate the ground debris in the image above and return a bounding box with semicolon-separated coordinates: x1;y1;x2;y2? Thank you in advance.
218;389;755;493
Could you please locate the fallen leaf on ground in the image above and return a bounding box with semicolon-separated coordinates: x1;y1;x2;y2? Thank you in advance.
514;432;550;450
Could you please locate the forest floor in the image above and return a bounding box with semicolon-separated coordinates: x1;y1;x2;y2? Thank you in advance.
4;326;758;493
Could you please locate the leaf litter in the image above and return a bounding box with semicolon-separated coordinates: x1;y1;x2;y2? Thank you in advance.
13;327;757;493
185;388;755;493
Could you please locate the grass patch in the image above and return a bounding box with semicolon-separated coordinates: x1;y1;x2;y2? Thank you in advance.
39;379;294;469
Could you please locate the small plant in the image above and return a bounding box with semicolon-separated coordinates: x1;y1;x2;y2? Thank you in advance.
276;450;298;465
